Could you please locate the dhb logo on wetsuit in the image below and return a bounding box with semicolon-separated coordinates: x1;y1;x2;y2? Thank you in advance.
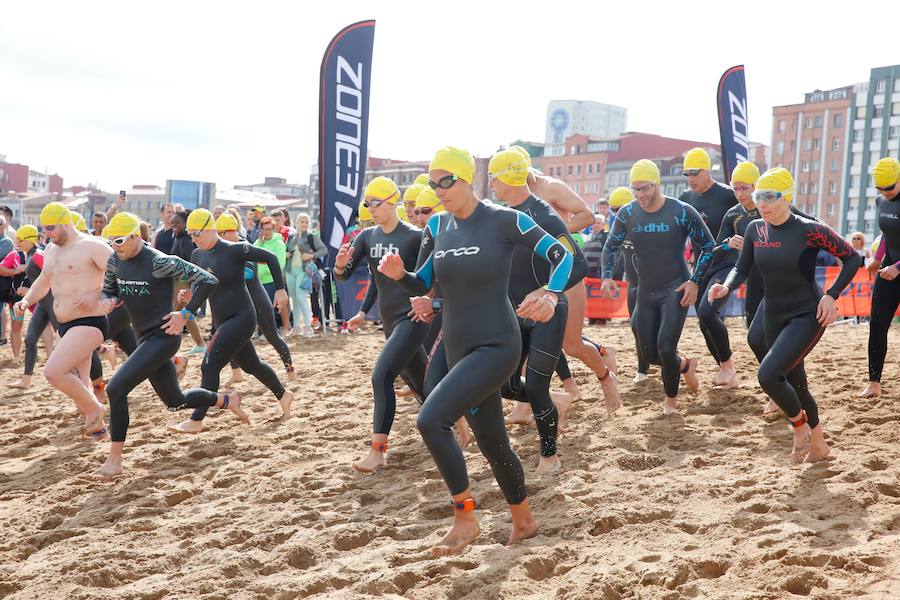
434;246;481;259
369;242;399;259
633;222;670;233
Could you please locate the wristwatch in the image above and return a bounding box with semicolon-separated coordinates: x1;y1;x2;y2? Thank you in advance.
431;298;443;313
180;308;194;321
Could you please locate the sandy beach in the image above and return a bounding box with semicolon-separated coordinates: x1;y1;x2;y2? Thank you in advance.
0;317;898;599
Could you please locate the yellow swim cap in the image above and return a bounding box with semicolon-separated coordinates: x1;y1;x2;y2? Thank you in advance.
100;226;110;238
396;203;409;222
16;224;39;242
364;176;400;204
414;173;430;186
511;146;533;170
683;147;712;171
873;157;900;189
186;208;215;231
40;202;73;226
430;146;476;184
70;211;87;233
403;183;426;203
106;212;141;237
215;213;239;232
608;187;635;209
357;198;372;222
731;161;760;185
630;159;660;185
756;167;794;203
488;148;530;186
415;187;445;212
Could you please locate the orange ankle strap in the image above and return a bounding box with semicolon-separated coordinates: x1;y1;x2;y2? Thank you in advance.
93;381;106;391
371;441;388;453
790;410;808;428
451;497;476;512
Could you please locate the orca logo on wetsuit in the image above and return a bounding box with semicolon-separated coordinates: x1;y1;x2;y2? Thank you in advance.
753;223;781;248
633;222;670;233
434;246;480;259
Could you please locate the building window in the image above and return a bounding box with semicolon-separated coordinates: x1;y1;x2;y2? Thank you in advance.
800;182;808;193
810;182;818;194
832;137;840;151
829;181;836;193
875;79;887;93
871;151;880;165
575;164;581;175
573;183;579;194
778;119;786;133
587;163;593;174
827;204;835;216
892;102;900;116
858;106;867;119
567;165;573;175
812;160;820;171
790;140;796;152
872;127;883;141
801;161;810;172
813;138;821;150
873;105;884;119
805;117;813;128
815;116;823;127
854;129;864;142
803;139;813;150
891;127;900;140
895;79;900;93
833;113;842;128
596;163;601;173
776;141;784;155
850;175;859;188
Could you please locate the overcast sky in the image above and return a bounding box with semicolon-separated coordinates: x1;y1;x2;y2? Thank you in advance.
3;0;899;191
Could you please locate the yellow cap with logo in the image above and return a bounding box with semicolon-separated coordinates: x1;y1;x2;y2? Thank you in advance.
364;176;400;204
40;202;72;226
488;148;530;186
186;208;215;231
107;212;142;237
731;161;760;185
630;159;660;185
215;213;239;232
873;157;900;189
756;167;794;203
16;224;39;242
415;187;445;213
430;147;475;184
608;186;635;208
683;147;712;171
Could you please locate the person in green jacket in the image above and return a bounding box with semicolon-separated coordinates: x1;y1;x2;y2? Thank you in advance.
254;217;290;330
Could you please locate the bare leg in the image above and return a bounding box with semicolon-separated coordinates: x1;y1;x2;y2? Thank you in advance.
44;327;107;434
507;498;539;545
431;488;481;557
10;318;23;359
455;417;473;449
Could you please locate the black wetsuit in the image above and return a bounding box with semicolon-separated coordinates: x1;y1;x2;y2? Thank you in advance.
713;203;817;363
723;215;861;427
868;194;900;382
399;201;573;504
236;258;293;373
502;195;587;458
335;221;428;435
102;245;221;442
680;183;738;365
88;304;138;383
189;240;287;422
602;197;714;397
21;250;58;376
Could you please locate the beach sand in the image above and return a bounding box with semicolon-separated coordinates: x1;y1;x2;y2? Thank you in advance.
0;318;898;599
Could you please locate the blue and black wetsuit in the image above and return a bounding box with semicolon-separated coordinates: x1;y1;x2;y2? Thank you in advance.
89;303;138;383
101;245;221;442
868;194;900;383
602;197;714;397
502;194;587;458
680;183;738;365
723;215;861;427
398;201;573;505
335;221;428;436
189;240;287;422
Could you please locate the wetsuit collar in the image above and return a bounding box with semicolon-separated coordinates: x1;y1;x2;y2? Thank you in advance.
454;198;485;224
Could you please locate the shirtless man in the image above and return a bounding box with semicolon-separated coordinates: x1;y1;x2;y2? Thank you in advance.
510;147;619;412
15;203;112;438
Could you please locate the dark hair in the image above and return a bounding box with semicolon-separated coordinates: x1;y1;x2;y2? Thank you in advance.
172;211;188;223
160;203;174;213
596;199;609;207
260;216;275;228
0;205;12;218
92;212;107;220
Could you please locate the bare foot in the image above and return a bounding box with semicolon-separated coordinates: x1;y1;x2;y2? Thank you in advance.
663;397;678;415
94;386;108;405
352;448;386;473
763;399;780;416
173;356;189;381
535;455;561;475
857;381;881;398
287;368;297;382
100;344;117;370
10;376;32;389
395;385;415;398
431;513;480;557
551;391;574;433
633;371;648;384
805;431;831;463
599;371;621;414
713;367;738;390
85;455;123;481
507;515;539;545
455;419;474;449
224;370;244;386
169;419;204;434
82;413;108;441
278;389;294;420
223;392;250;424
505;402;533;426
791;423;812;464
561;378;581;401
682;357;699;392
601;344;618;374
